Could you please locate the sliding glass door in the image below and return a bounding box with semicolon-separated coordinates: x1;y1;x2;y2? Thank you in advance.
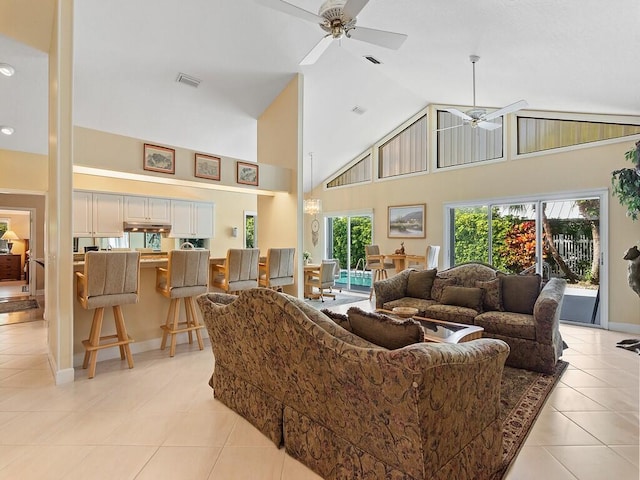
325;214;372;293
448;193;605;326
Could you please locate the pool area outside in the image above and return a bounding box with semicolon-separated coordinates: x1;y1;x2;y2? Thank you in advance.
334;269;372;292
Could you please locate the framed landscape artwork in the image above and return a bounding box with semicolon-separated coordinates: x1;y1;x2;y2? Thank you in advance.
236;161;259;186
143;144;175;174
388;204;426;238
194;153;221;181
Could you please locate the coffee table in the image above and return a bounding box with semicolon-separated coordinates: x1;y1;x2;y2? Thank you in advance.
376;309;484;344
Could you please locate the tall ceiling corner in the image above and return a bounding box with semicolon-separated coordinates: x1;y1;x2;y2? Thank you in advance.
0;0;56;53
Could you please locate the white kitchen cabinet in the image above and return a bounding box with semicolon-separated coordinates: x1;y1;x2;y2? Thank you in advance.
170;201;214;238
124;196;171;223
73;191;124;237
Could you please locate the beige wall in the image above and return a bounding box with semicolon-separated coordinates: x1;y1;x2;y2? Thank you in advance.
75;127;290;194
0;0;54;53
313;138;640;330
257;75;302;296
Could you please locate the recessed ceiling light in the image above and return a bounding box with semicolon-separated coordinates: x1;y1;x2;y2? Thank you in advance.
0;63;15;77
0;126;15;135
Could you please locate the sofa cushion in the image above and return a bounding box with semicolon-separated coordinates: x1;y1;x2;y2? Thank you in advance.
320;309;352;332
501;274;541;314
475;278;503;312
382;297;437;317
406;268;437;300
475;311;536;341
440;286;484;311
346;307;424;349
431;277;458;302
423;304;477;325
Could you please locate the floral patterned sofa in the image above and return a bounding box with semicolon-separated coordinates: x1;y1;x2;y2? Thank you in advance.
197;288;509;480
374;262;567;374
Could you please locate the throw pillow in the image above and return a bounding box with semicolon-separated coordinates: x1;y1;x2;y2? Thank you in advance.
440;286;484;312
475;278;503;311
500;274;541;315
431;277;458;302
346;307;424;349
320;309;352;332
406;268;437;299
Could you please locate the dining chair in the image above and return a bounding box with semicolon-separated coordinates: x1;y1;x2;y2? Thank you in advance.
304;259;337;302
75;251;140;379
406;245;441;270
156;249;210;357
259;247;295;291
365;245;395;300
211;248;260;293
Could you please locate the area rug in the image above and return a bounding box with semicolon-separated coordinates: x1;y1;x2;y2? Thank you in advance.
303;292;366;309
493;360;569;479
0;298;40;314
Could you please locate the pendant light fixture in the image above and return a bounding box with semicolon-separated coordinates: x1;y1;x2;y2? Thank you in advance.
303;152;322;215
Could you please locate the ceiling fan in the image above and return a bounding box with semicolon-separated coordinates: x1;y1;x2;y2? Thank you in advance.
256;0;408;65
438;55;528;132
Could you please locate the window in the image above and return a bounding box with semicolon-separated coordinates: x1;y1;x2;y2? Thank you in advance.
327;154;371;188
517;116;640;154
378;115;427;178
437;110;503;168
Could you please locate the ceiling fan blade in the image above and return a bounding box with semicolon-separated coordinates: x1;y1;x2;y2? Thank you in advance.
443;108;473;122
254;0;324;24
435;124;465;132
483;99;528;121
477;121;503;131
299;35;334;65
347;26;407;50
343;0;369;19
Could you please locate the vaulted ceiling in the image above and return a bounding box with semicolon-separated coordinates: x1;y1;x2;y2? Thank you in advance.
1;0;639;192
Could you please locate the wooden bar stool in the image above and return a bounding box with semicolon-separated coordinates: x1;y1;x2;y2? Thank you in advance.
156;249;210;357
75;251;141;379
365;245;395;300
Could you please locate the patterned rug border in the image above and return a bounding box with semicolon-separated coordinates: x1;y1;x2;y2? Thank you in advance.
494;359;569;480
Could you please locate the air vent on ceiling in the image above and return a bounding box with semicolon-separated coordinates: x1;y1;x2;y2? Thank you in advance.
364;55;381;65
351;105;367;115
176;72;201;88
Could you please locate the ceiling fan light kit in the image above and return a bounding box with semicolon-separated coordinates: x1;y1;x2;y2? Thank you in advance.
438;55;528;132
258;0;407;65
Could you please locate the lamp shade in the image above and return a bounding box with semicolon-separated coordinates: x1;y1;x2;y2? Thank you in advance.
304;198;322;215
1;230;19;241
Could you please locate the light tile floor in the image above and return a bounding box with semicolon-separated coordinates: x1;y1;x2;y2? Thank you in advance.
0;298;638;479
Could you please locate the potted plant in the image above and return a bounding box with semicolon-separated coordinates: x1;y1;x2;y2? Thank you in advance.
612;141;640;220
303;251;312;265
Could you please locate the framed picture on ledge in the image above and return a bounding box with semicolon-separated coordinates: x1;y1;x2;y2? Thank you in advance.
388;204;426;238
143;143;175;174
236;161;259;186
194;153;221;181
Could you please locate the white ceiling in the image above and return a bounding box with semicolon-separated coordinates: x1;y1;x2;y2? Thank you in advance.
1;0;639;192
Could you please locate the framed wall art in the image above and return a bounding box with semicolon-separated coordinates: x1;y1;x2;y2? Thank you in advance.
388;204;426;238
236;161;259;186
143;143;175;174
194;153;221;180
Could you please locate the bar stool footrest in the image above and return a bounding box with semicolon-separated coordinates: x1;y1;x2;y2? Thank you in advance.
82;334;134;352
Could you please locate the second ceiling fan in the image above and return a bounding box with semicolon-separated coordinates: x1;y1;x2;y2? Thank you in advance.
257;0;408;65
439;55;528;132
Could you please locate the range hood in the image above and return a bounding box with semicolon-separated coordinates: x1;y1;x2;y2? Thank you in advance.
123;222;172;233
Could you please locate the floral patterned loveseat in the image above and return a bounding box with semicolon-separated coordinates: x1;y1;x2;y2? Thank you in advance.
374;262;566;373
197;288;509;480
